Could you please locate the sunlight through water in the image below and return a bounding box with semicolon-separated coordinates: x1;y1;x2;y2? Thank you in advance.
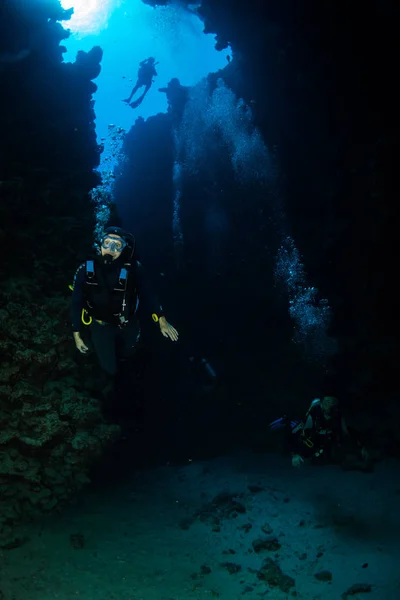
60;0;120;36
59;0;229;168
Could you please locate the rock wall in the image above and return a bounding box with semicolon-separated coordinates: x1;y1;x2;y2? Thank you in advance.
0;0;119;545
122;0;395;447
189;0;393;399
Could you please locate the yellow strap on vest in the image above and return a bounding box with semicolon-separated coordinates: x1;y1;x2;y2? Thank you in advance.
81;309;92;326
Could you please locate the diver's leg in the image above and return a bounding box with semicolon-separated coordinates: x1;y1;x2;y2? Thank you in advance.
118;319;141;361
114;321;142;418
143;83;151;96
129;84;151;108
90;321;118;376
139;83;151;101
130;82;141;98
123;81;141;103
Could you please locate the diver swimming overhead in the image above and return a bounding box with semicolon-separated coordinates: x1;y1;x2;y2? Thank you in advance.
123;57;158;109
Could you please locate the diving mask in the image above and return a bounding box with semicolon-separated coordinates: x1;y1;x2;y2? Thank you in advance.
101;235;127;253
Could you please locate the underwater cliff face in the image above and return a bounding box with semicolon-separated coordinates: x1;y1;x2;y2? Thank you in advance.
0;0;119;545
118;0;393;410
0;0;394;545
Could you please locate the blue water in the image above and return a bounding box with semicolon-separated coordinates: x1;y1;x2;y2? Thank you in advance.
60;0;229;145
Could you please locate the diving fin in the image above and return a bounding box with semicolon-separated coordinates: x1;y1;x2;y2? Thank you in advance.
269;416;287;430
129;98;142;109
269;416;299;431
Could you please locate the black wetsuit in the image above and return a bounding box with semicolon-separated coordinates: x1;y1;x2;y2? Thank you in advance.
291;402;343;461
137;61;157;86
71;256;162;375
125;60;157;106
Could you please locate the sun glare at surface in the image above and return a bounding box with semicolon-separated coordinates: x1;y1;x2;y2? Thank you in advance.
60;0;120;35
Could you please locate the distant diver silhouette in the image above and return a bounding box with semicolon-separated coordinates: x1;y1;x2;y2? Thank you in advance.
123;57;158;109
158;77;189;118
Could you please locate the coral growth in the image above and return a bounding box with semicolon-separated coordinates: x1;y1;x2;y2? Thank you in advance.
0;0;119;545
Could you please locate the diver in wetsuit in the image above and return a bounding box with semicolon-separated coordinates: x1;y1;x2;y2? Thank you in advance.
71;226;178;376
123;57;158;109
158;77;189;118
270;396;370;470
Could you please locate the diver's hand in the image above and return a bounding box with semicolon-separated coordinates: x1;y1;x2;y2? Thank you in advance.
291;454;304;468
73;332;89;354
159;317;179;342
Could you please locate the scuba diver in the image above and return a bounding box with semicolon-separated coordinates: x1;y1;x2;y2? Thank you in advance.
123;57;158;109
158;77;189;119
71;226;178;377
270;396;371;470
